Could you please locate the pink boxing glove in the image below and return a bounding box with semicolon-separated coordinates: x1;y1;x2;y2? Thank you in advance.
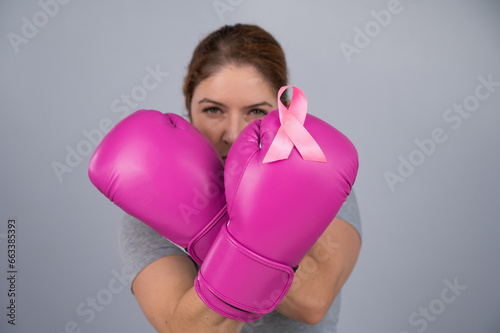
195;86;359;321
88;110;227;264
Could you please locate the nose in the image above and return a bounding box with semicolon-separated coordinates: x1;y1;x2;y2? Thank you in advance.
222;113;247;146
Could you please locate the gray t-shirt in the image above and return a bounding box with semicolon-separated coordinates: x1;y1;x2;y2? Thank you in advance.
118;190;362;332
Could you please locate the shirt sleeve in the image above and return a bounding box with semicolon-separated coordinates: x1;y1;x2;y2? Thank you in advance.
117;213;190;290
335;189;362;240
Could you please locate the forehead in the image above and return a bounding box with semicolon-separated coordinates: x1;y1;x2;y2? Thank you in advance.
194;65;276;103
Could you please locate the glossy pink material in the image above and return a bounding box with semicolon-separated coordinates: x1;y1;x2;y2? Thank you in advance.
88;110;227;264
196;96;359;321
197;223;294;320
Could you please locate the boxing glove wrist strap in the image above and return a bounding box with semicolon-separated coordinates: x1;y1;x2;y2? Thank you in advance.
195;223;295;319
195;275;264;322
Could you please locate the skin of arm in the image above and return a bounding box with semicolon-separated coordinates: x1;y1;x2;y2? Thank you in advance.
132;217;360;330
276;217;361;325
132;255;244;333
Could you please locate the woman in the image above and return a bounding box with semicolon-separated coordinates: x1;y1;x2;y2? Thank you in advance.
119;23;362;333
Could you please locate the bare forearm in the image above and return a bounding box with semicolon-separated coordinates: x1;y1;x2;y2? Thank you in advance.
276;218;361;324
167;287;244;333
133;256;244;333
276;255;337;324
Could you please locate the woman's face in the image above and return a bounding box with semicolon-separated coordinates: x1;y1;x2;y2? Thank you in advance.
190;64;278;163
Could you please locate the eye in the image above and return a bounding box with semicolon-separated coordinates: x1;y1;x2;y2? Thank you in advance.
202;107;222;114
249;109;268;116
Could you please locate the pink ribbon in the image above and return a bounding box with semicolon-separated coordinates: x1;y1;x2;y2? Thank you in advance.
263;86;327;163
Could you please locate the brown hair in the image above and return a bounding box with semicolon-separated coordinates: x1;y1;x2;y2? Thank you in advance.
183;24;288;113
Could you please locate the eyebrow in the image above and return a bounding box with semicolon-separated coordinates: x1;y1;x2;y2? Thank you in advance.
246;101;274;109
198;98;225;107
198;98;273;109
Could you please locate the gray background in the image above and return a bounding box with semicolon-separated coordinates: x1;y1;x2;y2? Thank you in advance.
1;0;499;332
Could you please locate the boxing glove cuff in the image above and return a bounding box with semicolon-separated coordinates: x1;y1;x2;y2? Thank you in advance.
187;205;229;265
195;275;264;322
195;223;295;321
